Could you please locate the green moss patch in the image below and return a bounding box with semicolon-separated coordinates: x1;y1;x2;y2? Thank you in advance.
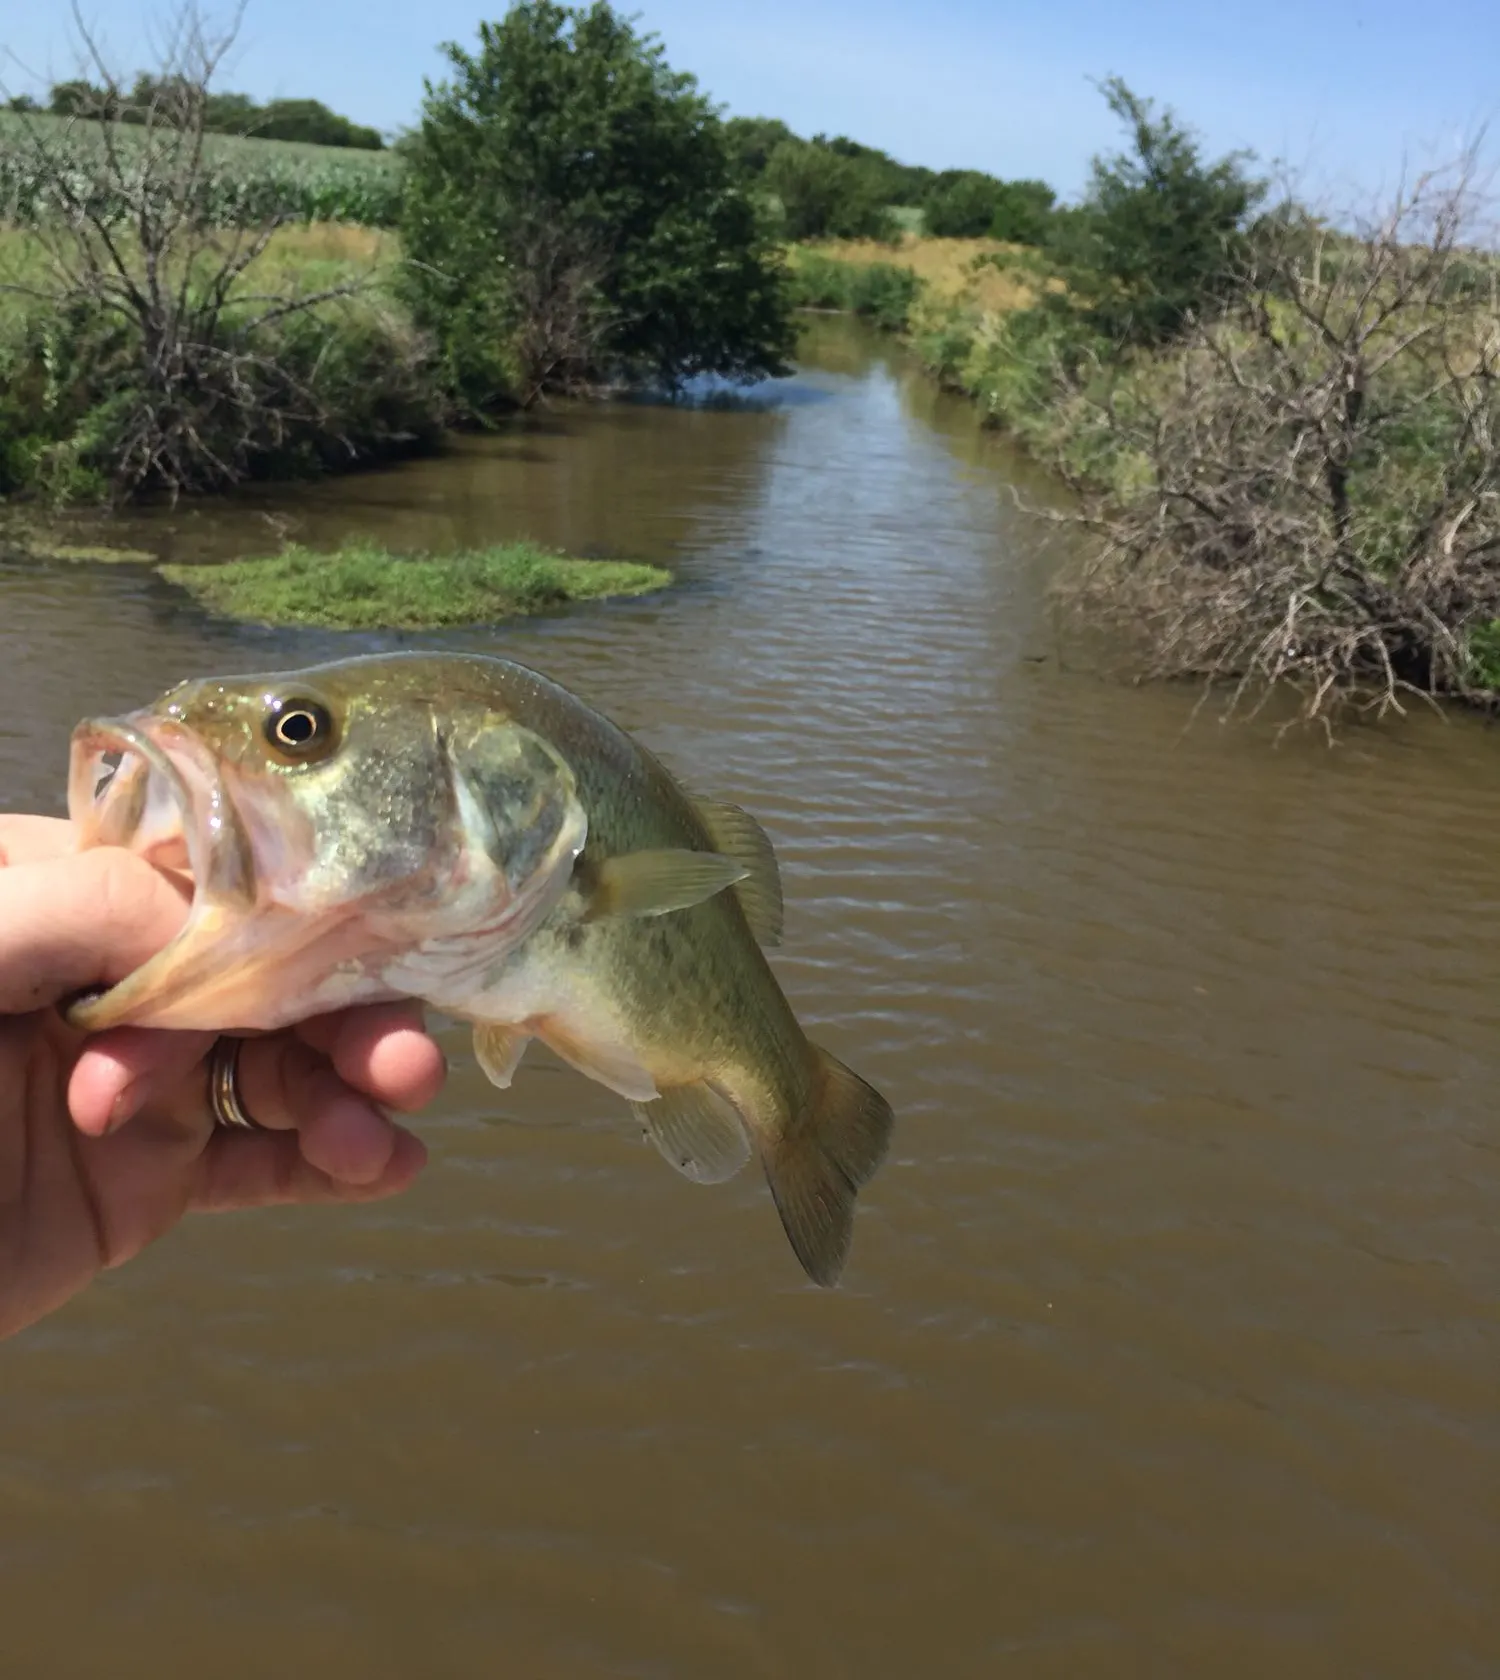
155;540;671;629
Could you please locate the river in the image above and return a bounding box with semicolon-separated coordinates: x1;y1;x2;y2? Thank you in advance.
0;317;1495;1678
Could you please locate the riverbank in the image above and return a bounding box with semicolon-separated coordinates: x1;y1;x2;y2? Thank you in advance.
0;223;441;505
794;236;1500;721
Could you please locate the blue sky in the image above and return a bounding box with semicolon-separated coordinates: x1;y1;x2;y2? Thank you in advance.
3;0;1495;203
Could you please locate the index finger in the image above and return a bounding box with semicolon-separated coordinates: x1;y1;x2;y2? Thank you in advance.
0;815;75;868
0;848;190;1014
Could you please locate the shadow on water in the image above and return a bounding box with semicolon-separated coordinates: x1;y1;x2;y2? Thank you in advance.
0;316;1495;1679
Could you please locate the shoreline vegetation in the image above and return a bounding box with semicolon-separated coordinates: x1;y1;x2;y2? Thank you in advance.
785;121;1500;726
4;4;1498;720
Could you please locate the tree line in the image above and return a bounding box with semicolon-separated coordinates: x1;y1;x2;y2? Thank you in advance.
720;115;1057;244
0;0;1284;500
5;77;385;149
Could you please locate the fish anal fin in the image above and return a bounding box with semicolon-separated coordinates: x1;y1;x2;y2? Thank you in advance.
690;798;785;947
587;849;748;921
763;1046;895;1288
631;1082;752;1185
473;1022;531;1089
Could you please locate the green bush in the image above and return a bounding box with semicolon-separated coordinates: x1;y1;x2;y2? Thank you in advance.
1467;621;1500;689
763;139;896;242
817;134;934;208
922;172;1055;243
0;289;442;503
787;255;921;331
988;180;1057;245
923;172;999;238
913;312;977;387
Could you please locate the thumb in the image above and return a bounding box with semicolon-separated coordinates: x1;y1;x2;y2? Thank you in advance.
0;848;190;1014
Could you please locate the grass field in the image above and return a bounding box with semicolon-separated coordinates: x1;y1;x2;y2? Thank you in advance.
0;111;403;225
0;221;400;338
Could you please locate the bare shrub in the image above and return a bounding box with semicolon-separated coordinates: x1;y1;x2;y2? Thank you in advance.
1046;151;1500;725
0;2;434;501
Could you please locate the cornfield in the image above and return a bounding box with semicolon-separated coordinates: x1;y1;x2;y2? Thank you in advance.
0;112;403;227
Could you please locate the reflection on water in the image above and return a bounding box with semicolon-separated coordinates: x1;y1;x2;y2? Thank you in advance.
0;317;1495;1679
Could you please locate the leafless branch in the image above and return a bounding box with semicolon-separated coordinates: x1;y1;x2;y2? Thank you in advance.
0;2;418;501
1038;152;1500;724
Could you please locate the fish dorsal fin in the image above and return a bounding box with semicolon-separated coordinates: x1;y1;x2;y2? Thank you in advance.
631;1083;752;1185
587;849;747;921
690;797;785;947
473;1022;531;1089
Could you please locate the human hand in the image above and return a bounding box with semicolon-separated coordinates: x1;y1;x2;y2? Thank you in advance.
0;815;446;1341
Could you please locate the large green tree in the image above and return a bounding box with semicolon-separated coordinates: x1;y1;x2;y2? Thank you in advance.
1058;78;1265;344
400;1;794;409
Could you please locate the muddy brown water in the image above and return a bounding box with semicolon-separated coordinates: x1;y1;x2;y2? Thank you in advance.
0;317;1495;1678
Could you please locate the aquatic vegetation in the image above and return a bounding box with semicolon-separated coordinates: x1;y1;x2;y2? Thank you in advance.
156;541;671;628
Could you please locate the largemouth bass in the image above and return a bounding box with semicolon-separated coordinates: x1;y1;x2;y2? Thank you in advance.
65;653;893;1285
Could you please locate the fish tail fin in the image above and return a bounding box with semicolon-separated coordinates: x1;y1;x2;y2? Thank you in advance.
763;1045;894;1288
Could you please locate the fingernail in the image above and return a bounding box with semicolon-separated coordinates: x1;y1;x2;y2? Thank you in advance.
106;1081;142;1133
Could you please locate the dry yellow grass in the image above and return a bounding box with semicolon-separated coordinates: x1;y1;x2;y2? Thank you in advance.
1;221;398;280
264;222;398;264
800;233;1041;313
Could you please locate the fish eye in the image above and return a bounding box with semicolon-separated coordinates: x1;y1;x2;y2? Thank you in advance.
263;695;336;762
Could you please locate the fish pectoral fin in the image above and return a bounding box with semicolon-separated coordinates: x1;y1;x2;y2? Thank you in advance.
532;1015;660;1103
690;797;785;947
631;1083;752;1185
763;1046;895;1289
473;1022;532;1089
586;849;748;921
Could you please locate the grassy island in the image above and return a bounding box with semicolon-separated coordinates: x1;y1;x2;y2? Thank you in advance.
156;541;671;629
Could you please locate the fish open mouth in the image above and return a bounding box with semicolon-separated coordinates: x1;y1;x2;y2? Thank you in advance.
71;717;208;881
63;714;257;1032
60;704;593;1036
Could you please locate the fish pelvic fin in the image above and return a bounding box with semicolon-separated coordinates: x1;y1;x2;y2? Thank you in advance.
473;1022;531;1089
764;1046;894;1288
586;849;747;921
690;798;785;947
631;1082;752;1185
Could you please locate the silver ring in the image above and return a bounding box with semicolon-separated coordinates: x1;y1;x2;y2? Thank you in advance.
207;1037;261;1131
